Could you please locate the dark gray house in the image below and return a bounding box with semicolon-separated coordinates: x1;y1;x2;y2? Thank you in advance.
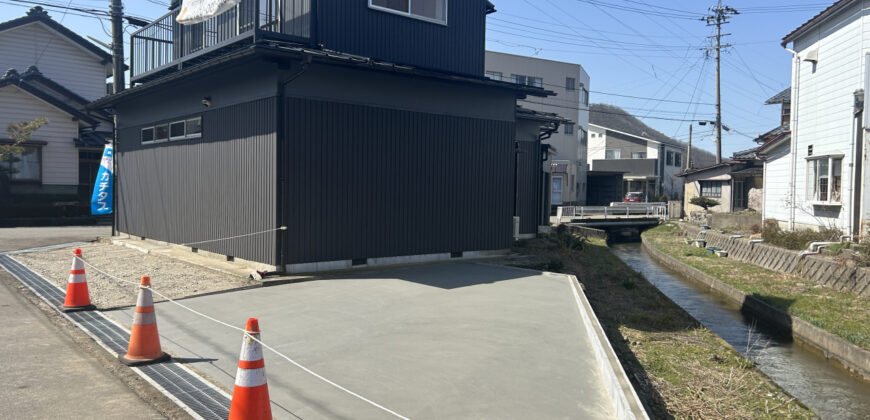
91;0;551;272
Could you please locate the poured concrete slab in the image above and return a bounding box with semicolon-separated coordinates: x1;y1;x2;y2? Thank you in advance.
105;261;640;419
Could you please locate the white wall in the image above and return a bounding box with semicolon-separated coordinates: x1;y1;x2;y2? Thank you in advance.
0;22;109;100
485;51;589;204
786;0;865;232
0;85;79;186
662;145;685;199
763;141;792;223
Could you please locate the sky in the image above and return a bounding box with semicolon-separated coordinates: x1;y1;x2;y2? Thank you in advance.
0;0;830;158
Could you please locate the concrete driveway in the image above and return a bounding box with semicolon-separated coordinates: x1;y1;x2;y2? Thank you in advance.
106;261;626;420
0;226;163;419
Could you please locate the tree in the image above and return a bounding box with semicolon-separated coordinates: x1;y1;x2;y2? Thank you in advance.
690;196;719;211
1;117;49;200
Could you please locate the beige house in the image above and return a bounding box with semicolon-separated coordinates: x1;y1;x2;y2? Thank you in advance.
679;154;763;217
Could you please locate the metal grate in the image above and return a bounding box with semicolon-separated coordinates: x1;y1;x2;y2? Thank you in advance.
0;254;231;420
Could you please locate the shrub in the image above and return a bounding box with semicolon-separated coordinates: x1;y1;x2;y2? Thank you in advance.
761;221;841;251
690;196;719;210
552;224;586;251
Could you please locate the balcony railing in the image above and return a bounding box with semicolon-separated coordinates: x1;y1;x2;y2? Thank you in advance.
130;0;313;81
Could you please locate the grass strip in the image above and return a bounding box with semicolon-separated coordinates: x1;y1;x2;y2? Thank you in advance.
510;236;812;419
645;224;870;351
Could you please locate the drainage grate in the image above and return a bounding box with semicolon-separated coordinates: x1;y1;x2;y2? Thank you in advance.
0;254;231;420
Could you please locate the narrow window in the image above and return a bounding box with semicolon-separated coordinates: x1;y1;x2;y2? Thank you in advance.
566;77;576;91
552;177;563;204
564;123;574;135
141;127;155;143
186;117;202;137
675;152;682;167
154;124;169;141
666;151;674;166
579;128;587;145
581;88;589;106
169;121;186;139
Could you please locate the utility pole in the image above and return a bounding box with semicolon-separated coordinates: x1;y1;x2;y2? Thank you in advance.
110;0;124;236
110;0;124;94
686;123;692;170
704;1;738;164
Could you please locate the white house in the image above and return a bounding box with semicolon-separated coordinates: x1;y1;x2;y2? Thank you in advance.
484;51;590;206
588;104;688;203
0;7;114;204
769;0;870;236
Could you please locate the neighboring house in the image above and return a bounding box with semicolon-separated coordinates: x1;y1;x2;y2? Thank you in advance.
515;106;565;238
90;0;553;272
756;89;793;227
772;0;868;235
588;104;689;203
0;7;114;207
679;148;763;215
485;51;590;206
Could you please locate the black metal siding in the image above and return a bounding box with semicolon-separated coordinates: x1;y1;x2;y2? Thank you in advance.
283;97;514;264
116;98;278;264
316;0;487;77
516;140;541;235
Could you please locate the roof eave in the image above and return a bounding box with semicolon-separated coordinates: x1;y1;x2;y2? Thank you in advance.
781;0;855;47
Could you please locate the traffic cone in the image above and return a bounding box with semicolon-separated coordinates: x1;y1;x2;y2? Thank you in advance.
229;318;272;420
61;248;96;312
119;276;170;366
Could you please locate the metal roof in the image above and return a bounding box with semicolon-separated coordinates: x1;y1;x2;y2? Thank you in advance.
781;0;853;46
765;87;791;105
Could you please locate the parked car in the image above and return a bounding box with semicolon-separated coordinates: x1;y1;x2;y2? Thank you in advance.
624;192;644;203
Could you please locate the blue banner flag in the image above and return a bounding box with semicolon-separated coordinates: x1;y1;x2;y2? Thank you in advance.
90;145;113;215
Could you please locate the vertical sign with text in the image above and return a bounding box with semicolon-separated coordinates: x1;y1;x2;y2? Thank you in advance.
90;145;113;215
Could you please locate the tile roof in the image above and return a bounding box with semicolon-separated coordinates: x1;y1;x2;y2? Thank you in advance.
0;7;112;63
0;66;100;125
765;88;791;105
75;130;112;148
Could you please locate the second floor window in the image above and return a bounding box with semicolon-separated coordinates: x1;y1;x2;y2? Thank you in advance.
370;0;447;24
566;77;576;91
485;71;502;81
605;149;621;159
666;151;674;166
581;88;589;106
564;123;574;135
579;128;587;146
631;152;646;159
675;152;682;167
511;74;542;88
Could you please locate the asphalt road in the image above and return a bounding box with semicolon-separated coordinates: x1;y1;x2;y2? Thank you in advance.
0;226;165;419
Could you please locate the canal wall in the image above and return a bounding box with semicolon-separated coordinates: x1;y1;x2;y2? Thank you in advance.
682;224;870;299
641;236;870;383
567;225;608;240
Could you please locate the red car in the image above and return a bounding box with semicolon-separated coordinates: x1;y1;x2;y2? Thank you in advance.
624;192;643;203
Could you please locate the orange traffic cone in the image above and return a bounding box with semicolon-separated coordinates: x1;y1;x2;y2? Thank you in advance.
119;276;170;366
62;248;96;312
229;318;272;420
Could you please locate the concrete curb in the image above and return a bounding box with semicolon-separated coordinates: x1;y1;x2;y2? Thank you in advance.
641;237;870;383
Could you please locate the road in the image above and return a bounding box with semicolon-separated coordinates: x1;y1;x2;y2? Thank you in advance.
0;226;166;419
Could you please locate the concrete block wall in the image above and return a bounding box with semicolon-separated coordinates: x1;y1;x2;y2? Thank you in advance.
682;224;870;299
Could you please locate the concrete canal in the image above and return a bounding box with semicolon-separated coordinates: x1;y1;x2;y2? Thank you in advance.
610;242;870;419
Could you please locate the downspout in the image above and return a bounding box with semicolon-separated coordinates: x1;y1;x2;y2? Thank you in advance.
274;54;312;273
849;89;863;236
785;47;800;230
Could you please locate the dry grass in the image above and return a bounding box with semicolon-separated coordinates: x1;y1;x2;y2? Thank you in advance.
503;236;813;419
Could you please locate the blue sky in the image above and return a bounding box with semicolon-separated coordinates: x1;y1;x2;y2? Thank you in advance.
1;0;827;157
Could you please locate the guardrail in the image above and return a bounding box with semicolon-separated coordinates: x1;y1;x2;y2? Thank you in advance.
556;204;668;223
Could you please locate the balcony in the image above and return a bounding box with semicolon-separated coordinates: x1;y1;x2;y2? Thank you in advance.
130;0;313;83
591;158;657;177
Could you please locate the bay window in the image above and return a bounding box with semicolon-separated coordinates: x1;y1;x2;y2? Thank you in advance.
807;156;842;203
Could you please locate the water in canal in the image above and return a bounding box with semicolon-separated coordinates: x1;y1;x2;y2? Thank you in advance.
610;242;870;419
